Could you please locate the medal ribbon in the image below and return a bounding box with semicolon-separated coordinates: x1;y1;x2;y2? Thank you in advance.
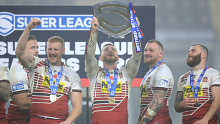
47;59;63;95
140;60;162;97
129;2;144;53
190;66;207;98
103;68;118;97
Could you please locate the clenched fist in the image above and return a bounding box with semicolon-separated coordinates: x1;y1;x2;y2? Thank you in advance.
27;18;41;30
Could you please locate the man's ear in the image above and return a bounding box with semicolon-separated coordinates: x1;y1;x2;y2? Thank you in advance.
201;52;207;60
159;50;164;58
99;56;102;61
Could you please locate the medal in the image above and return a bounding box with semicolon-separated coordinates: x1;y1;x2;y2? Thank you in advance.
50;94;56;102
47;59;63;103
195;98;199;105
109;97;115;104
103;68;118;104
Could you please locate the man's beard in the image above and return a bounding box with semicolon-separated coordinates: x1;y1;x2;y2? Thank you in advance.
102;56;118;64
144;55;157;65
187;53;201;67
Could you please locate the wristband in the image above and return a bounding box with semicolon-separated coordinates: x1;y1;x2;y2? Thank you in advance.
144;107;157;120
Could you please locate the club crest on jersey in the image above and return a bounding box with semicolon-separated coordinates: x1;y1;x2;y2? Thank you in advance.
202;77;208;82
65;75;70;82
119;72;123;79
180;77;187;85
146;77;151;83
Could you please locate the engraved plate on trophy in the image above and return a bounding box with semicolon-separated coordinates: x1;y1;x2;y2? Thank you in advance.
93;1;131;38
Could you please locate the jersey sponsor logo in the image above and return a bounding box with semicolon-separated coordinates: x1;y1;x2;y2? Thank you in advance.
0;12;92;37
140;85;148;97
101;80;122;93
42;75;65;93
65;76;70;82
119;72;123;79
157;79;168;87
183;85;203;98
11;81;24;91
218;77;220;82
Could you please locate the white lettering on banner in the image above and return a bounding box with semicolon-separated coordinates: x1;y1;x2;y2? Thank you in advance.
38;42;46;55
0;41;133;55
1;41;134;71
0;42;6;55
59;17;66;28
16;16;92;29
65;42;74;55
17;17;27;28
41;17;49;28
75;42;86;55
84;18;91;28
49;18;56;28
0;58;9;68
75;18;84;28
8;42;17;55
66;58;80;71
67;18;74;28
114;42;127;55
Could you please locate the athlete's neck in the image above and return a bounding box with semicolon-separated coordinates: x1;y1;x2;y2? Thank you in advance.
103;63;117;70
192;64;206;71
149;60;162;69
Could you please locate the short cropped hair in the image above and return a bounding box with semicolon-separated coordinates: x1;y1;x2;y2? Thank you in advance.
147;39;163;51
28;35;37;41
192;44;208;58
47;36;64;48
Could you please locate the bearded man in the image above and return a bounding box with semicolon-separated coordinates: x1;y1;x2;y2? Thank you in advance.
174;44;220;124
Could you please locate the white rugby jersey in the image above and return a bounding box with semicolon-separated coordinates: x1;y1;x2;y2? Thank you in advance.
177;67;220;123
26;56;81;119
139;63;174;120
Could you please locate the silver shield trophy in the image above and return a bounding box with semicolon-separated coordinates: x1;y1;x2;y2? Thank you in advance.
93;1;131;38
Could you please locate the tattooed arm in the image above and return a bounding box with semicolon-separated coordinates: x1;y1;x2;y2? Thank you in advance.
0;82;10;102
140;89;166;124
0;66;10;102
174;92;196;112
174;91;185;112
85;17;99;78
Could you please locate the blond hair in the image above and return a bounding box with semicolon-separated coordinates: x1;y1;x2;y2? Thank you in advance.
47;36;64;48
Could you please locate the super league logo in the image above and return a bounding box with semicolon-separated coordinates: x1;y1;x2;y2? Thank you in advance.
0;12;92;37
0;12;15;37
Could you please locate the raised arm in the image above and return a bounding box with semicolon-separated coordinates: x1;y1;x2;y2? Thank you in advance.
0;67;10;102
126;17;142;80
85;17;99;77
15;18;41;68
